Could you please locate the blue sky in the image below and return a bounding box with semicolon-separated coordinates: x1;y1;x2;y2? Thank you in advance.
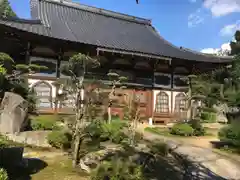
9;0;240;53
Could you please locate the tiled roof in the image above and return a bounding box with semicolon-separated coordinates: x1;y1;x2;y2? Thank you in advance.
0;0;233;63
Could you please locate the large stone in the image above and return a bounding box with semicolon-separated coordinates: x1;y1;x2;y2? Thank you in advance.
0;92;28;134
213;104;228;123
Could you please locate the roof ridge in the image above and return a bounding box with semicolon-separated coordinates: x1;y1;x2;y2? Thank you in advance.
149;26;233;60
0;17;42;24
42;0;152;25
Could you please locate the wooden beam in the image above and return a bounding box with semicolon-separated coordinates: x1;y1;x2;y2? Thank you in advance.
97;47;172;61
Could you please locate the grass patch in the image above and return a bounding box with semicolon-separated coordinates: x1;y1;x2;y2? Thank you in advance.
144;127;172;136
31;156;89;180
218;145;240;155
145;127;216;137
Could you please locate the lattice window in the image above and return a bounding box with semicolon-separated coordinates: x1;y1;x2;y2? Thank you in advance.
37;98;52;108
155;92;169;113
174;93;186;112
33;82;52;108
34;83;51;97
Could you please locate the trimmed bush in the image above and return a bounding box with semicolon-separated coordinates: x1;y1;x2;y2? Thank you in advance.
149;142;169;156
218;125;240;147
31;115;60;131
201;112;217;123
170;123;194;136
47;131;72;149
0;168;8;180
188;119;206;136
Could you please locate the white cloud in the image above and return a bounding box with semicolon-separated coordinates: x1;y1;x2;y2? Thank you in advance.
220;21;240;36
188;8;204;27
201;48;219;54
203;0;240;17
201;43;231;55
188;0;240;28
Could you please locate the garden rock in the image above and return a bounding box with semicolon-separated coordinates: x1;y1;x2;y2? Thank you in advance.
5;131;51;148
213;104;228;123
80;146;123;172
0;92;28;134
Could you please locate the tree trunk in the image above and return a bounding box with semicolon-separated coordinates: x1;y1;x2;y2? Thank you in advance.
108;106;111;124
187;81;192;120
72;133;81;168
72;89;83;168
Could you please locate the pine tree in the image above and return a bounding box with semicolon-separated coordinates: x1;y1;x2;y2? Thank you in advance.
0;0;16;18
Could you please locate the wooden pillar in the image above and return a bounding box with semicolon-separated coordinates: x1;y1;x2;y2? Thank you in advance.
170;64;174;114
151;62;156;124
54;48;63;113
24;42;31;86
57;48;63;78
25;42;31;65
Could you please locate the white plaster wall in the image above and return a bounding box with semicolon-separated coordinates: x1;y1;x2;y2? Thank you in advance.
153;90;186;113
28;79;56;98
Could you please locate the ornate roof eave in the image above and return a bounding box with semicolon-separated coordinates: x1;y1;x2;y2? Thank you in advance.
96;47;172;61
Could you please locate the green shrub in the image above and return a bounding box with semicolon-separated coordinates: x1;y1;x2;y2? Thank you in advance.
188;120;206;136
0;135;9;148
134;132;143;142
170;123;194;136
47;131;72;149
218;125;240;147
0;168;8;180
31;115;60;131
201;107;217;113
101;122;127;143
149;142;169;156
100;120;127;144
91;157;145;180
86;121;103;140
201;112;217;123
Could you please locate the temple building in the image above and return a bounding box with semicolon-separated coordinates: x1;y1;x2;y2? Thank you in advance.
0;0;232;124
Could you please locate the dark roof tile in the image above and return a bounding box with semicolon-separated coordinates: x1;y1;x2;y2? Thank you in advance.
0;0;233;63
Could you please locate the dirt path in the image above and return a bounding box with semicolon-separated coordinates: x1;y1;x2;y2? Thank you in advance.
143;131;240;179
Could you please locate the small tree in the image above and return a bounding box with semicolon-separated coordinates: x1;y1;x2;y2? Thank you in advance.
58;53;100;167
106;70;127;123
0;52;45;114
124;91;141;145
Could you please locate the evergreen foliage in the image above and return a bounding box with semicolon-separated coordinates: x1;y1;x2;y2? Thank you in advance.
57;52;101;167
0;52;46;114
0;168;8;180
91;157;144;180
170;123;194;136
47;131;72;149
0;0;16;18
218;123;240;147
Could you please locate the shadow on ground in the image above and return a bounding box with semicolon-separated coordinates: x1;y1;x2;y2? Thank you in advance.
4;158;47;180
103;140;228;180
172;151;227;180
